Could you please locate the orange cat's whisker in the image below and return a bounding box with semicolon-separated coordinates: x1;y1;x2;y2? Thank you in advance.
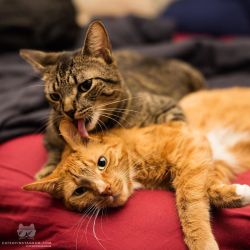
92;209;107;250
76;204;97;248
83;205;101;245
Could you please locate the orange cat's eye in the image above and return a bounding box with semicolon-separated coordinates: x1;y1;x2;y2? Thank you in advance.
97;156;107;170
73;187;87;196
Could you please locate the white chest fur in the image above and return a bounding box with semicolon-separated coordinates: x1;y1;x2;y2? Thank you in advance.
207;128;250;167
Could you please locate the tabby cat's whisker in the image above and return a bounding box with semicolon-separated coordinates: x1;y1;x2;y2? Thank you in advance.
95;95;144;110
99;106;139;113
77;95;143;119
100;113;126;129
98;107;140;113
33;122;48;134
100;111;125;121
35;114;64;134
100;110;136;127
98;108;139;123
96;118;107;134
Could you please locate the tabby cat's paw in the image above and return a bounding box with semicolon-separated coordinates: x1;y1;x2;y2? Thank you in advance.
35;165;56;180
235;184;250;206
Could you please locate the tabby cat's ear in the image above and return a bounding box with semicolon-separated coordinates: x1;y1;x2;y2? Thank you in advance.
22;174;60;196
20;49;61;73
59;119;82;151
82;20;113;64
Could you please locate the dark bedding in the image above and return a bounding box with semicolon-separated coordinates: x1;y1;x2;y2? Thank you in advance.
162;0;250;35
1;35;250;143
0;2;250;144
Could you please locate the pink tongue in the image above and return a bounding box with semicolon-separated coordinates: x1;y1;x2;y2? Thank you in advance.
77;119;89;138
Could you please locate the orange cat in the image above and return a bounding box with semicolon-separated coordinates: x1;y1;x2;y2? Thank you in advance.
24;87;250;250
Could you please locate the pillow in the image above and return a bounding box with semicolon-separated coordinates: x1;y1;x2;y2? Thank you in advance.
162;0;250;35
0;135;250;249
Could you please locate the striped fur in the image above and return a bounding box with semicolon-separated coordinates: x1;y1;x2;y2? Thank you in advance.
20;21;205;179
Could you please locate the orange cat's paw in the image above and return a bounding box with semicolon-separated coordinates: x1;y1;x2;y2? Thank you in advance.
203;239;219;250
235;184;250;206
187;238;219;250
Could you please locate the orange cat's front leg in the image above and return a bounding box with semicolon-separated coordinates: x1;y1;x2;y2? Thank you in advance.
174;175;219;250
167;128;218;249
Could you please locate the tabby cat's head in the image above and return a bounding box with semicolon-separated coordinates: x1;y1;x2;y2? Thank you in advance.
23;119;133;211
20;21;126;137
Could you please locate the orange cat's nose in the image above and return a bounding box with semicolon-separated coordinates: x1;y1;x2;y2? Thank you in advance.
100;184;113;196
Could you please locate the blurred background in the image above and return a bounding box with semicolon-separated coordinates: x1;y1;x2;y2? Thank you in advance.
1;0;250;142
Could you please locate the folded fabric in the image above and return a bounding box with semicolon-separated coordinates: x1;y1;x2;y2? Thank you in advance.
133;38;250;82
1;37;250;143
0;53;49;143
75;16;176;49
100;16;175;48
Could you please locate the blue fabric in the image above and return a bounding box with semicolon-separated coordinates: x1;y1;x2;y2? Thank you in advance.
162;0;250;35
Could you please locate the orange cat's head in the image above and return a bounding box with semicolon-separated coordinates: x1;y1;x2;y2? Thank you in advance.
23;120;133;211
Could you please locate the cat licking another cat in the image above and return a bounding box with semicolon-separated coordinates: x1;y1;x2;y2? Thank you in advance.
24;87;250;250
20;20;205;179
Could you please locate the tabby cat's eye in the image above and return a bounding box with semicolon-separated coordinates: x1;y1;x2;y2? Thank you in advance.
97;156;107;170
78;79;92;93
50;93;60;101
73;187;87;196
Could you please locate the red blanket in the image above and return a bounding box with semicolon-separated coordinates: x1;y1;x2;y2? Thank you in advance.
1;135;250;249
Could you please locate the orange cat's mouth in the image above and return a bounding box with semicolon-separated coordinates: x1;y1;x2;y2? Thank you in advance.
104;194;121;207
105;193;129;208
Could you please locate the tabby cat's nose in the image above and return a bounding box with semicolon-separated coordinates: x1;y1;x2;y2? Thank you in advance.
65;109;75;119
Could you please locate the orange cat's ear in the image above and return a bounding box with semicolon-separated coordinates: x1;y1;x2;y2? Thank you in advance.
59;119;82;151
22;174;60;196
82;20;113;64
20;49;61;73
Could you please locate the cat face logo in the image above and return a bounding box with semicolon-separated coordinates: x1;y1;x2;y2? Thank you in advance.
17;224;36;240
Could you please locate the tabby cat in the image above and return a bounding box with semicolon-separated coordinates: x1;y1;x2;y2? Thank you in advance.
20;20;205;179
24;87;250;250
